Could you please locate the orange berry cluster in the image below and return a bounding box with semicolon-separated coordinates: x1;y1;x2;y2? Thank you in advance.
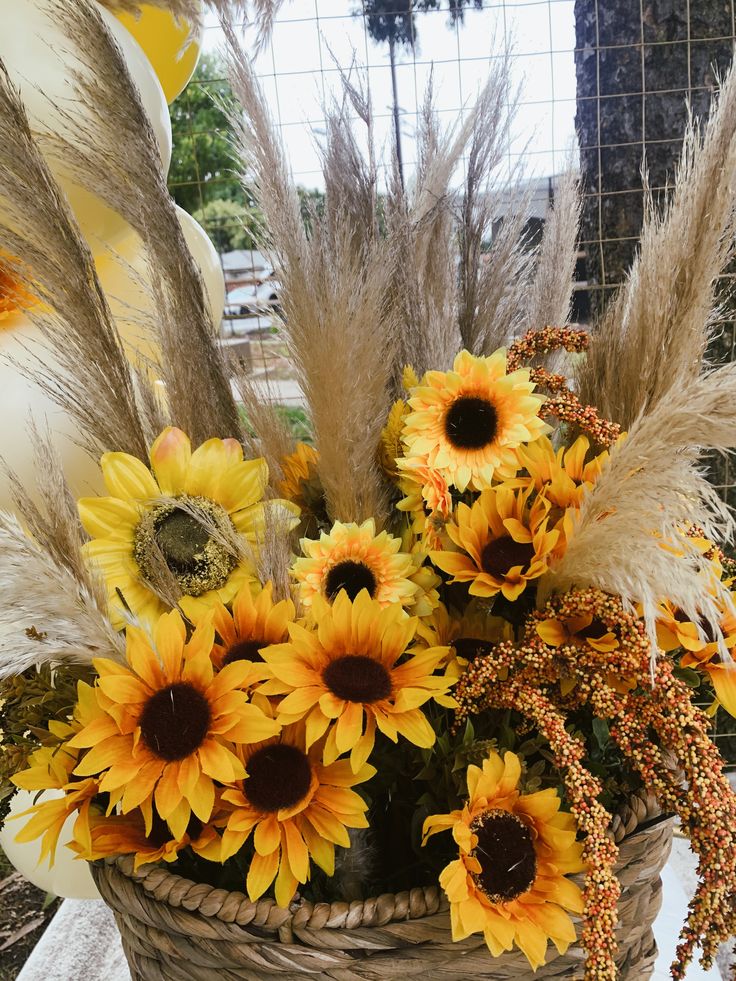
506;325;589;371
454;586;736;980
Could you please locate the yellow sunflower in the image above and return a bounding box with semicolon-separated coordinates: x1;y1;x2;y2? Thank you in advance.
511;435;609;510
423;751;585;970
70;807;223;871
292;518;422;612
220;724;373;907
432;488;558;601
191;581;296;671
68;610;281;839
401;349;548;492
380;399;410;478
536;612;619;654
259;590;452;771
415;601;514;675
79;426;297;627
10;681;110;864
396;458;454;552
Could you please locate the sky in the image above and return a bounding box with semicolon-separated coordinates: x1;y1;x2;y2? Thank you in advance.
200;0;577;190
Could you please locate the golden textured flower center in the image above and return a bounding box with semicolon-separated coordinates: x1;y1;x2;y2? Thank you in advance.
452;637;496;662
244;743;313;812
471;809;537;903
481;536;535;578
324;560;377;601
139;682;211;762
222;638;268;665
133;496;237;597
323;654;392;703
444;396;498;450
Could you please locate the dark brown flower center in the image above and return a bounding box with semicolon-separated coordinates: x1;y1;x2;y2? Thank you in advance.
139;682;211;762
133;497;238;598
445;396;498;450
243;743;313;813
222;638;268;665
323;654;392;703
452;637;496;662
472;810;537;903
324;561;377;601
481;536;536;578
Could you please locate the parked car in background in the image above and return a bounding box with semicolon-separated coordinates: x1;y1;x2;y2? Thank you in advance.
224;277;280;318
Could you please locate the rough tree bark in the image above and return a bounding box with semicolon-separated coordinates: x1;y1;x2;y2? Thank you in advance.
575;0;736;503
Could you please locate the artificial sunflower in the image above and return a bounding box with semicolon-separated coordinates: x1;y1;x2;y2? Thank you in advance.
79;426;296;627
396;458;454;552
68;610;281;839
415;601;514;675
191;581;296;671
433;487;558;601
512;435;608;511
423;751;585;970
220;724;373;906
71;807;223;871
292;518;422;612
536;612;619;654
400;349;548;492
259;590;452;771
277;442;325;536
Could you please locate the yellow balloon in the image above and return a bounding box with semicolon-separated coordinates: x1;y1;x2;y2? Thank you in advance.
114;3;203;104
0;0;172;253
0;790;100;899
0;314;104;513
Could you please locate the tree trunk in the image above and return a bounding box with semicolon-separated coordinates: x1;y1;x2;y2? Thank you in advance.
575;0;735;310
389;34;404;190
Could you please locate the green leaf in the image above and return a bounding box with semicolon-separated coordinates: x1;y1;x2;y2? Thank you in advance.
674;665;703;689
592;717;610;750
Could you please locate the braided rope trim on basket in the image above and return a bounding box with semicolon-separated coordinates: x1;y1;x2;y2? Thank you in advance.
95;789;662;936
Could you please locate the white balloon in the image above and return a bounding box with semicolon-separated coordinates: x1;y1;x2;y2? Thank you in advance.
0;0;172;252
0;789;100;900
96;208;225;364
175;206;226;331
0;315;104;513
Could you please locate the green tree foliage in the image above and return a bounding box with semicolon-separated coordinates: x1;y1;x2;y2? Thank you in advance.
363;0;483;50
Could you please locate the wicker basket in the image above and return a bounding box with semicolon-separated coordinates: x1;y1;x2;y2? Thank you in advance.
90;792;673;981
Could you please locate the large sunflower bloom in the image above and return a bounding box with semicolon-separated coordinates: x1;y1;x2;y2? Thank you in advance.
220;725;373;906
415;601;514;676
79;426;296;627
190;581;296;671
259;590;452;771
292;518;422;612
401;349;548;492
423;751;585;970
68;610;281;839
433;488;558;601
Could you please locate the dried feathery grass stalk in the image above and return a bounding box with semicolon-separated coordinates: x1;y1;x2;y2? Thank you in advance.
539;365;736;654
577;63;736;427
474;184;537;354
319;67;379;264
385;82;474;377
0;513;123;679
523;168;581;331
47;0;242;446
0;65;148;462
248;505;296;602
133;367;171;444
457;59;524;354
4;424;96;593
224;19;395;526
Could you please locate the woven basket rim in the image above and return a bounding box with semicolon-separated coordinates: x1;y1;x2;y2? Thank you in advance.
93;789;664;935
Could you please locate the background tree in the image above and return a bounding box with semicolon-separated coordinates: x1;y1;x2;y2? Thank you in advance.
363;0;482;185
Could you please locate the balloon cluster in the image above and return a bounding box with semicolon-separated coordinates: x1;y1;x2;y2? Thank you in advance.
0;0;224;900
0;0;224;509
